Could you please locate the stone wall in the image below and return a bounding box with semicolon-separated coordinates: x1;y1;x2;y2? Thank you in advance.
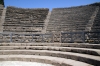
0;4;4;32
0;5;3;15
47;6;97;32
3;6;49;33
0;4;3;19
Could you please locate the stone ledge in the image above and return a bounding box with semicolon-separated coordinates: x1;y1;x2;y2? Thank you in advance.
0;55;93;66
0;46;100;56
0;43;100;49
0;50;99;66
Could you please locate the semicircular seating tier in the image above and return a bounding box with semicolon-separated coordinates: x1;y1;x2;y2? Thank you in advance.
0;43;100;66
3;6;49;33
46;6;99;32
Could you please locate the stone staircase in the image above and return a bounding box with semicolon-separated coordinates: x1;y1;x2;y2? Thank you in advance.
85;6;99;32
0;43;100;66
91;6;100;32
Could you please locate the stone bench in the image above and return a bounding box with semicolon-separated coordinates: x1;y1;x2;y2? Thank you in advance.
0;43;99;49
0;50;99;66
0;43;100;66
0;55;93;66
0;46;100;56
47;6;97;32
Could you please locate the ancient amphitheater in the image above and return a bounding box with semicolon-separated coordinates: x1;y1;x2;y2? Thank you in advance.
0;0;100;66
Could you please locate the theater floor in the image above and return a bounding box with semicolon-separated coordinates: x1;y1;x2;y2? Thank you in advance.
0;61;54;66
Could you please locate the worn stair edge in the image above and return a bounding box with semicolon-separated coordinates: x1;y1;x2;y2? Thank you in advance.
0;43;100;49
0;46;100;56
0;55;93;66
0;50;100;66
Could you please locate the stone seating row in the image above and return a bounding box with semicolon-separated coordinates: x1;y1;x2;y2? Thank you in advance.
52;6;96;13
3;23;44;25
3;6;49;33
3;29;42;31
47;27;86;31
3;27;43;33
3;26;43;30
0;55;92;66
7;6;49;11
3;28;43;32
3;21;44;24
0;45;100;56
0;43;99;49
0;43;100;66
47;6;97;32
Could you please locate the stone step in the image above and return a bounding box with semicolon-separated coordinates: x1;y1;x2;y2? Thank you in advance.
3;29;42;31
47;27;85;30
0;50;99;66
0;43;100;49
0;46;100;56
3;22;44;24
3;30;41;32
0;55;93;66
3;24;44;26
3;28;42;32
47;26;86;28
3;26;43;29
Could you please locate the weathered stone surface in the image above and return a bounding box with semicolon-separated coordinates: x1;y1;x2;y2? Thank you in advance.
3;6;49;33
47;6;98;32
0;55;93;66
0;43;100;66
